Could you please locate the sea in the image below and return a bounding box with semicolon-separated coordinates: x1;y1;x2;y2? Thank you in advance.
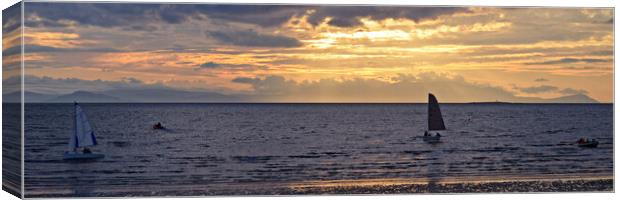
22;103;613;197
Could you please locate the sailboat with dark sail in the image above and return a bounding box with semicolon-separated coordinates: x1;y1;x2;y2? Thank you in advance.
63;102;105;160
423;93;445;143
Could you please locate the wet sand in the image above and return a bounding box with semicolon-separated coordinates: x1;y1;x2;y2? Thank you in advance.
285;175;613;195
28;175;613;197
287;178;613;194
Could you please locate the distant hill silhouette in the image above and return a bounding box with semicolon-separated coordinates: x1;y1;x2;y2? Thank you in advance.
3;91;56;103
470;94;599;104
4;89;602;103
102;88;239;103
543;94;599;103
49;91;122;103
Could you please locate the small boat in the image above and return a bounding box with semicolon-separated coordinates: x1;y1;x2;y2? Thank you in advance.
63;151;105;160
153;122;165;130
63;102;105;161
423;134;441;143
423;93;445;143
577;138;599;148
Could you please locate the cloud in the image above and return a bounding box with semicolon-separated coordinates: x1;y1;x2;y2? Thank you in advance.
25;3;302;28
13;74;599;103
26;3;469;29
516;85;559;94
591;50;613;56
232;76;297;95
119;77;143;84
4;44;122;57
514;84;589;96
198;5;306;27
19;75;164;95
26;3;165;28
199;61;221;68
231;77;257;84
231;74;605;102
526;58;610;65
207;29;302;47
231;73;528;102
534;78;548;82
559;88;588;95
228;73;601;102
2;3;21;35
196;61;268;72
123;25;159;32
306;7;470;27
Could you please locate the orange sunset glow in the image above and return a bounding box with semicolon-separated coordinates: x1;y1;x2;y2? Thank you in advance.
3;4;614;103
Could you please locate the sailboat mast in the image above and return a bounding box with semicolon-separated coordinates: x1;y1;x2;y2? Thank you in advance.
73;102;78;151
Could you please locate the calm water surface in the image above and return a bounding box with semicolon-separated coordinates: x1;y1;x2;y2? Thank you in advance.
23;103;613;196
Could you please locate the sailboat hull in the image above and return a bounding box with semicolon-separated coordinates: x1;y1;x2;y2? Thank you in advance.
63;152;105;160
423;135;441;143
577;141;599;148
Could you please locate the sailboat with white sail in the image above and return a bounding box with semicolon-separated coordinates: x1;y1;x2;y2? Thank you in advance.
423;93;445;143
63;102;104;160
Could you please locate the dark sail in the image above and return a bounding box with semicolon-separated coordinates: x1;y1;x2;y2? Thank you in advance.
428;93;446;131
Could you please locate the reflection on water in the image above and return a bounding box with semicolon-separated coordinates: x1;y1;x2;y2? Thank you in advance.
24;103;613;197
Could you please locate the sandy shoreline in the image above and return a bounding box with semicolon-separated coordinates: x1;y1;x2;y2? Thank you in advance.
287;178;613;194
26;175;613;197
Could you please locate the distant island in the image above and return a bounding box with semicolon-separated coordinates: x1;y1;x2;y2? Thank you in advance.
467;94;599;104
468;101;513;104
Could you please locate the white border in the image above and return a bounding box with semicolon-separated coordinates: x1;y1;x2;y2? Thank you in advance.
0;1;617;200
20;1;24;198
2;0;618;7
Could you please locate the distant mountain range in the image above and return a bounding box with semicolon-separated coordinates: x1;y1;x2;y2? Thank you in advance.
542;94;599;103
469;94;599;104
2;88;247;103
2;89;601;103
3;91;57;103
50;91;122;102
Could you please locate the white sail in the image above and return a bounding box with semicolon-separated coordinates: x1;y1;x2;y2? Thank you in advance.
68;102;97;151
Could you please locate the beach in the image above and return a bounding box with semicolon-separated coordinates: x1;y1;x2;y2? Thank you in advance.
156;177;614;196
286;177;614;195
28;175;613;197
36;178;614;197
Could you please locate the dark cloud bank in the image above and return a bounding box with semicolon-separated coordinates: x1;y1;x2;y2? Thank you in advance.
2;2;21;35
207;29;302;47
24;3;468;48
526;58;610;65
534;78;548;82
5;74;599;103
196;61;267;71
26;3;468;28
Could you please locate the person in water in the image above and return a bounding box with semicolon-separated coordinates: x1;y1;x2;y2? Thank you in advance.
83;148;92;154
436;133;441;137
578;138;594;144
154;122;164;129
424;131;429;136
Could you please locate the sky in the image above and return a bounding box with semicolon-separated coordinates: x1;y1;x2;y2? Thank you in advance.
2;3;614;102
